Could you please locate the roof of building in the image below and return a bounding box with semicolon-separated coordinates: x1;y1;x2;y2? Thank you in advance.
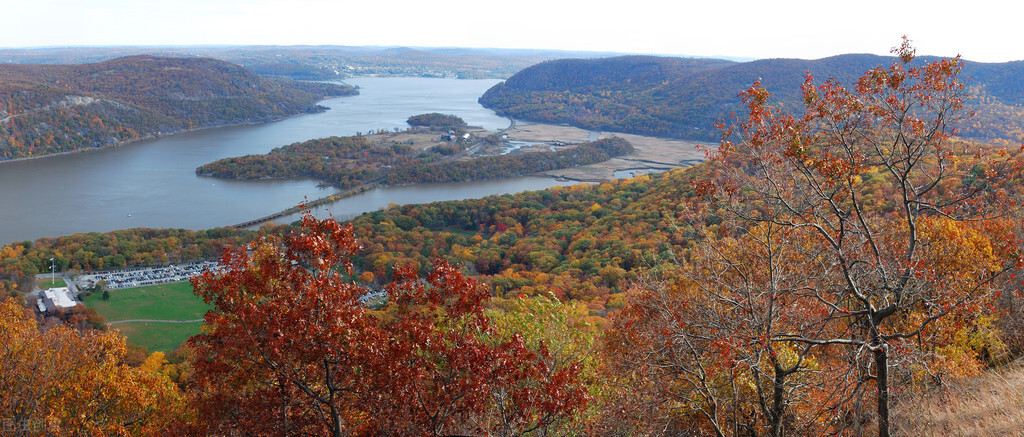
41;287;77;310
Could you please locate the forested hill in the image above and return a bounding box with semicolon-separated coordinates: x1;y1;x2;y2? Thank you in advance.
0;55;356;160
480;54;1024;141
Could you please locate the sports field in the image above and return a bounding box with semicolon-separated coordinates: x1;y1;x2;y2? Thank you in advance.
83;281;211;352
109;321;206;353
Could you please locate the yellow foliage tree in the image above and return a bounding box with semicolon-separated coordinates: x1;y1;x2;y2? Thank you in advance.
0;299;183;435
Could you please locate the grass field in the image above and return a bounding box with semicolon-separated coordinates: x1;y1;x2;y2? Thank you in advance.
37;278;68;289
111;321;206;353
82;281;211;352
83;281;210;321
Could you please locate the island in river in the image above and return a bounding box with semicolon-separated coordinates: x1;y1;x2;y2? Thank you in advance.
196;113;707;228
196;119;635;189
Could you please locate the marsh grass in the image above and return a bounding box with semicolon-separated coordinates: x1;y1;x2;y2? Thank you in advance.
891;364;1024;436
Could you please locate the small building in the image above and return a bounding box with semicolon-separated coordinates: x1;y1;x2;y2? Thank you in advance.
358;290;388;305
36;287;78;313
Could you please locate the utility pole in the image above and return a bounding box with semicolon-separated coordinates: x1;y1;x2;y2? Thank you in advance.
50;257;55;285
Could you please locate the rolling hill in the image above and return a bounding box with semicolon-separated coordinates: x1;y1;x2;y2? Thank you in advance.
0;55;356;160
480;54;1024;142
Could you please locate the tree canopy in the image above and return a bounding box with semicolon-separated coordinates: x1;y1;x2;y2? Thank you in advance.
187;214;589;435
612;38;1024;436
480;53;1024;143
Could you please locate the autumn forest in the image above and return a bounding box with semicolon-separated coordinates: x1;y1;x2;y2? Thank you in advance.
0;56;355;160
3;41;1024;436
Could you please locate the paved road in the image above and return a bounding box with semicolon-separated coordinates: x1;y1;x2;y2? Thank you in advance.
33;273;78;296
106;318;204;325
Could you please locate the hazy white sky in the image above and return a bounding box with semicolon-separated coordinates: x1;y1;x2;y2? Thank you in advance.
7;0;1022;62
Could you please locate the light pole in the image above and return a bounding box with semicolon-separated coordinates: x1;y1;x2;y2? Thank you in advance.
50;257;55;286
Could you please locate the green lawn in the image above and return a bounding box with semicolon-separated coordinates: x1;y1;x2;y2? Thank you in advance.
110;321;205;353
83;281;210;322
82;281;212;352
37;278;68;289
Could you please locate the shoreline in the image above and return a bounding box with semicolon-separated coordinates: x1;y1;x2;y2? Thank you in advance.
231;173;578;230
224;121;706;229
0;103;335;167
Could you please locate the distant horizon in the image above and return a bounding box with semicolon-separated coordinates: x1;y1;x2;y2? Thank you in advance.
4;44;1020;65
0;44;760;63
9;0;1024;63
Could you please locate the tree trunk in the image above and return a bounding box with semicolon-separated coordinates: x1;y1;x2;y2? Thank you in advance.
874;346;889;437
770;369;786;437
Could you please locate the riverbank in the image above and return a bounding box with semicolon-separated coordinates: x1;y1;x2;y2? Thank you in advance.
0;103;336;166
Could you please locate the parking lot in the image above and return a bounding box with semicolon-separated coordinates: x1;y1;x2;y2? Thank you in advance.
77;261;224;290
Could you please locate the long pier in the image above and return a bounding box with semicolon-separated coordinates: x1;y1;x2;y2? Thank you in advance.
230;183;378;229
232;210;295;229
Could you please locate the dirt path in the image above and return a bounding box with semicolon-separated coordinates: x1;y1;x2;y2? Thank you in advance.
107;318;204;325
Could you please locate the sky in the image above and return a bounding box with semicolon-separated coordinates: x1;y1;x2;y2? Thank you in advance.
7;0;1023;63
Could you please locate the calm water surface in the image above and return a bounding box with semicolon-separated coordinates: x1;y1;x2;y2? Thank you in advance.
0;78;571;245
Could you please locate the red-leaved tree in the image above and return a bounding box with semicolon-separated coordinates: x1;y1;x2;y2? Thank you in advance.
702;37;1024;436
186;213;588;436
611;38;1024;437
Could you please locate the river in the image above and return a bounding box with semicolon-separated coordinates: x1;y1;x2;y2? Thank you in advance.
0;78;574;246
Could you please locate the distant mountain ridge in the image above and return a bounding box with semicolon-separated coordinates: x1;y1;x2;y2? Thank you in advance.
0;55;355;160
0;46;622;80
480;54;1024;142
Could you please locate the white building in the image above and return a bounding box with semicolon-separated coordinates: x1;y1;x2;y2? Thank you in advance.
37;287;78;313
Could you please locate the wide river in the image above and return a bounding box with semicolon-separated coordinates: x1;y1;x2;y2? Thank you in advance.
0;78;575;246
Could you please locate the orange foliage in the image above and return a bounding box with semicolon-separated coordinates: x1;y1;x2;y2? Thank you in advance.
0;299;182;434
